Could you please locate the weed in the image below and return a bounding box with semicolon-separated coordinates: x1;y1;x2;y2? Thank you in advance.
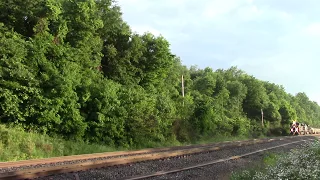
231;140;320;180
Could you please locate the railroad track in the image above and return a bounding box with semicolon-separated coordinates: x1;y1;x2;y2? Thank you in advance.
0;135;318;180
0;137;277;172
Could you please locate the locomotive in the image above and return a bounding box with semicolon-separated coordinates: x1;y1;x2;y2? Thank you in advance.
290;121;320;135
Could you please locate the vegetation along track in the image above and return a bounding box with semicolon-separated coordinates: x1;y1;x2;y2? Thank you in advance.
0;137;281;173
0;136;318;180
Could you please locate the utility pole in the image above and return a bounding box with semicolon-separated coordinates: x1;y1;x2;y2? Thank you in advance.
261;109;264;127
182;75;185;106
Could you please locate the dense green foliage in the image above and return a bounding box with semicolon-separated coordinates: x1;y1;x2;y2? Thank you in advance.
1;0;320;148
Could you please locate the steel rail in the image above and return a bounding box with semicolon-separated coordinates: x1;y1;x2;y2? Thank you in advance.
0;136;287;169
124;138;317;180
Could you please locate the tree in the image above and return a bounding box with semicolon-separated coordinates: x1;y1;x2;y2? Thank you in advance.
241;76;269;120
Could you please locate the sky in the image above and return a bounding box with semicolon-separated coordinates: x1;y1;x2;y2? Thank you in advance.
117;0;320;104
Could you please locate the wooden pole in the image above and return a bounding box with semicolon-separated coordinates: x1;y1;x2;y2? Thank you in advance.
182;75;184;106
261;109;264;127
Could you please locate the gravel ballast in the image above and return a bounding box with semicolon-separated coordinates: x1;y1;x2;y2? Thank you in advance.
36;136;317;180
149;143;307;180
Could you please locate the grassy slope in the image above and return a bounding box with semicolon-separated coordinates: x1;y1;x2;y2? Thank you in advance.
0;124;260;162
0;124;119;161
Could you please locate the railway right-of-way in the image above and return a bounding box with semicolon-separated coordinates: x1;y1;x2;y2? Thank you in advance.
41;135;318;180
0;135;318;180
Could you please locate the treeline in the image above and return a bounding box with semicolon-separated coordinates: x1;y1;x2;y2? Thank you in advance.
1;0;319;148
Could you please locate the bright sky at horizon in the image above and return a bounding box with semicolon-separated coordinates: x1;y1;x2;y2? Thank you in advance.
118;0;319;104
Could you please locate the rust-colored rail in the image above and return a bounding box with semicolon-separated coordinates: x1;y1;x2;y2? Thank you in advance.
124;138;316;180
0;136;313;180
0;136;280;169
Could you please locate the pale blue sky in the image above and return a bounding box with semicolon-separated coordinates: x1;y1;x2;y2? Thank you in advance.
118;0;320;104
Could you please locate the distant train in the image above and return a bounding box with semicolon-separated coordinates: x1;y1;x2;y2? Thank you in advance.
290;122;320;135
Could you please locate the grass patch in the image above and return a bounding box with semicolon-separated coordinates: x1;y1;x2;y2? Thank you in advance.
0;124;118;162
263;152;280;166
231;140;320;180
230;152;280;180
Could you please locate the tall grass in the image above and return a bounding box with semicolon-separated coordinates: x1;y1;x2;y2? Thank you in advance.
0;124;118;161
0;123;268;162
